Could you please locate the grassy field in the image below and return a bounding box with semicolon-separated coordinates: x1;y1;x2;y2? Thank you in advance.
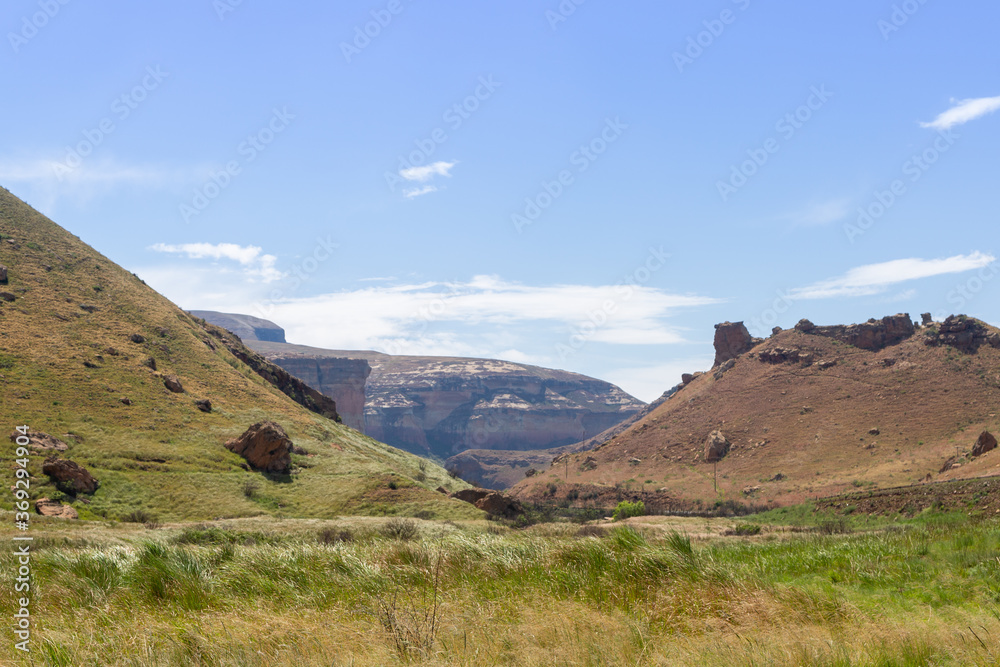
3;508;1000;665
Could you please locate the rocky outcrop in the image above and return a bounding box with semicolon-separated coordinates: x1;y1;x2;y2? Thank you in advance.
972;431;997;457
265;356;371;431
451;488;491;504
9;429;68;452
42;457;99;494
0;291;16;302
704;430;730;462
756;347;813;365
189;310;287;343
923;315;998;353
0;265;7;284
713;322;759;367
195;399;212;413
225;421;293;474
474;491;525;518
795;314;915;351
35;498;77;519
201;324;341;423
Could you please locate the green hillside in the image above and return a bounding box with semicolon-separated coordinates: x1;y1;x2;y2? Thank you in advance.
0;187;476;522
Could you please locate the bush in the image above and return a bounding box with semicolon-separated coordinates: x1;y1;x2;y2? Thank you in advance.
242;478;260;499
612;500;645;521
725;523;762;536
120;509;155;524
382;518;418;541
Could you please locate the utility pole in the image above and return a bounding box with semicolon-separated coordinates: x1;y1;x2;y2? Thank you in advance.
714;461;718;493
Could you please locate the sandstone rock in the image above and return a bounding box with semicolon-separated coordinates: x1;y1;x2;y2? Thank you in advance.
225;421;293;474
129;333;146;344
120;397;132;406
474;491;525;518
989;333;1000;348
869;428;880;436
923;315;993;352
436;486;449;494
0;292;16;303
797;314;914;351
713;359;736;379
921;313;933;326
42;457;99;494
581;456;598;471
163;375;185;393
681;373;695;385
972;431;998;457
771;326;783;336
705;430;731;462
758;347;806;364
79;304;98;313
9;429;68;452
194;399;212;413
816;359;837;369
451;488;492;505
713;322;759;367
0;265;7;283
35;498;77;519
264;356;370;431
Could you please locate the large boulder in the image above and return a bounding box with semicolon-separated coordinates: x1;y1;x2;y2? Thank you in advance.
972;431;998;457
224;421;293;473
35;498;78;519
163;375;185;393
9;429;68;452
42;457;99;494
0;265;7;284
705;430;731;462
474;491;525;519
450;488;492;505
713;322;758;367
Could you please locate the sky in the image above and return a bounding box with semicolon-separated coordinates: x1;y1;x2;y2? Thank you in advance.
2;0;998;402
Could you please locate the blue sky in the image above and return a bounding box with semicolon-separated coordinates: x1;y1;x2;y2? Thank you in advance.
2;0;998;401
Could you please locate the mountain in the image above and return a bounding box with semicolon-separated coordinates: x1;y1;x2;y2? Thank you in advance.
0;187;474;522
244;338;644;461
512;314;1000;508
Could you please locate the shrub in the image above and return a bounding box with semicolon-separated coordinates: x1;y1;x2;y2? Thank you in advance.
241;478;260;499
612;500;645;521
120;509;154;524
725;523;762;536
318;527;353;544
382;518;418;541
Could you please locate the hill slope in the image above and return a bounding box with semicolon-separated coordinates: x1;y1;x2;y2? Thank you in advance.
0;187;474;521
513;314;1000;508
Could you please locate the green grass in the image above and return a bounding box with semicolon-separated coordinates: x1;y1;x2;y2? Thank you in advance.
4;512;1000;664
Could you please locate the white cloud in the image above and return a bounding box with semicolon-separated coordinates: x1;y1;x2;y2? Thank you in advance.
403;185;438;199
920;96;1000;130
399;161;456;182
790;252;995;300
149;242;283;282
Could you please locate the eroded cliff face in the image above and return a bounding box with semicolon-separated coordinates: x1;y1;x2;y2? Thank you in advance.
266;356;371;431
360;357;643;458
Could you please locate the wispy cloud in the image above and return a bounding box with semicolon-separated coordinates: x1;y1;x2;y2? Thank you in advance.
789;198;852;226
399;161;456;182
149;242;283;282
404;185;438;199
790;252;995;300
920;96;1000;130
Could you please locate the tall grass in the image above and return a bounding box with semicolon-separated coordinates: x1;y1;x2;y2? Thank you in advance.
3;515;1000;664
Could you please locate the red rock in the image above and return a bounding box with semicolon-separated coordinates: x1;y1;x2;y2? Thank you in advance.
35;498;77;519
42;457;99;494
225;421;293;473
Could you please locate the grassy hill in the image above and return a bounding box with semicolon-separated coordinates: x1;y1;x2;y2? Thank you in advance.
0;187;476;522
514;316;1000;509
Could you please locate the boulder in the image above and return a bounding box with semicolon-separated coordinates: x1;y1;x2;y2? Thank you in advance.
771;326;783;336
129;333;146;344
119;397;133;406
0;265;6;283
35;498;78;519
450;488;492;505
0;292;16;302
705;430;731;462
869;428;880;436
163;375;185;393
42;457;99;494
224;421;293;473
713;359;736;379
79;304;99;313
798;314;915;351
194;399;212;413
972;431;998;457
9;429;68;452
923;315;992;352
474;491;525;519
713;322;759;367
681;373;695;385
921;313;933;326
794;319;815;332
436;486;449;494
988;332;1000;349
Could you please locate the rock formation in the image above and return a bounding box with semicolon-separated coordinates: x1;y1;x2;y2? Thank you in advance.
795;314;915;351
225;421;293;473
0;265;7;283
713;322;759;367
189;310;287;343
35;498;77;519
704;430;730;462
972;431;997;457
9;429;68;452
923;315;998;353
163;375;185;393
474;491;525;518
264;356;371;431
42;457;99;494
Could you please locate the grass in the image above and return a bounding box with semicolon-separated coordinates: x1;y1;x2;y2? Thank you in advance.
5;511;1000;665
